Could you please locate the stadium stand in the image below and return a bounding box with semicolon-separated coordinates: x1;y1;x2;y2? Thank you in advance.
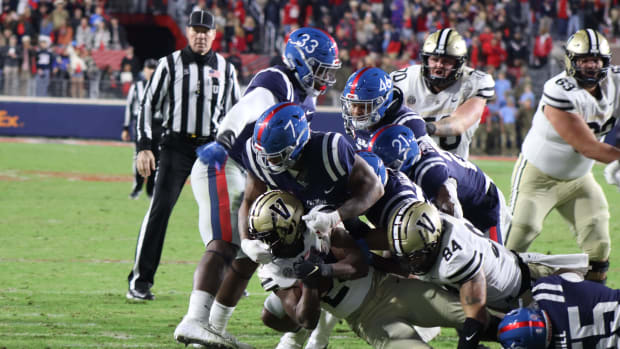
1;0;619;154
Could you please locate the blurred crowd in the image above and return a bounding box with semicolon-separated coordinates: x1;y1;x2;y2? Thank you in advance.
1;0;619;155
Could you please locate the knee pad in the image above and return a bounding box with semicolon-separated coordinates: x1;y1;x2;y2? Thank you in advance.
590;260;610;274
264;292;287;319
587;260;609;284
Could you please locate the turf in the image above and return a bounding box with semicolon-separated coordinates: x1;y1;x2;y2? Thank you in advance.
0;140;618;348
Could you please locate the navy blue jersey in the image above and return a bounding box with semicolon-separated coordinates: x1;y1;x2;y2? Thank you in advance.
408;141;488;201
242;131;356;210
408;141;502;233
533;274;620;348
354;105;427;150
365;169;426;228
229;65;314;164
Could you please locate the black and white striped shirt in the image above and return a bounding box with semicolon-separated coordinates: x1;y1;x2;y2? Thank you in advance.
124;79;163;132
137;47;241;150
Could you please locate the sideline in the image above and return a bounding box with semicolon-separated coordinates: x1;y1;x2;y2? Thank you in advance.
1;136;518;161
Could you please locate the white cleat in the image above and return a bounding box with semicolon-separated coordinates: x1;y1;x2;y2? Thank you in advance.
174;316;234;348
218;329;255;349
275;329;310;349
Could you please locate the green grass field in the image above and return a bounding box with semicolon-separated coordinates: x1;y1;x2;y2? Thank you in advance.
1;139;618;348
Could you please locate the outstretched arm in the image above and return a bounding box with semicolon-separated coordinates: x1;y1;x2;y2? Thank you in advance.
545;105;620;163
429;97;486;136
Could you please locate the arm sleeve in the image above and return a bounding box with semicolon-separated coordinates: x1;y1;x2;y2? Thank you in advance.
137;58;169;151
217;87;278;138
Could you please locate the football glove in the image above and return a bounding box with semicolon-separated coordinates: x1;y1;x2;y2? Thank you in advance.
196;141;228;171
604;160;620;190
240;239;272;264
293;250;332;288
302;207;341;235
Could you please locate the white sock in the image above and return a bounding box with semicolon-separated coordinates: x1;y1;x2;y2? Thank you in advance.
187;290;214;322
209;300;235;333
305;310;339;349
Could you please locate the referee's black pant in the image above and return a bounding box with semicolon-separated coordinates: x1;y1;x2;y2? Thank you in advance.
131;119;163;197
127;131;211;291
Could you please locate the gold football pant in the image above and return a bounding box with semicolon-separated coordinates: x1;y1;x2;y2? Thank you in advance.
506;155;610;262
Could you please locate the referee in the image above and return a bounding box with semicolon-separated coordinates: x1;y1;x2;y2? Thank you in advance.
121;58;161;200
127;9;241;301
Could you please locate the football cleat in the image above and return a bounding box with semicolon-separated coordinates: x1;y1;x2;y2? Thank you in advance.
174;316;235;348
126;288;154;301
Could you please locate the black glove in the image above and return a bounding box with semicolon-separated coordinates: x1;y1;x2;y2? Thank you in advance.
458;317;484;349
216;129;236;151
293;251;333;288
425;122;437;136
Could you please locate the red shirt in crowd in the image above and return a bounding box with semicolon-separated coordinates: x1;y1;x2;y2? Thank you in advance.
283;0;300;26
482;38;507;68
534;33;552;58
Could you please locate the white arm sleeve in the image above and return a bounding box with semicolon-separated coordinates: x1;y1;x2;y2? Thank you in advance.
216;87;278;138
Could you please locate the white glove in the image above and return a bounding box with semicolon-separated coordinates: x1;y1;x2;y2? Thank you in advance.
604;160;620;189
302;207;341;235
240;239;272;264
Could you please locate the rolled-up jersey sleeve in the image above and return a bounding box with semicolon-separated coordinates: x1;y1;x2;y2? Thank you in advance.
473;71;495;100
324;133;356;182
541;81;576;112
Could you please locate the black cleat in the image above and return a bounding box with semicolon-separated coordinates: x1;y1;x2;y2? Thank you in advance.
129;189;142;200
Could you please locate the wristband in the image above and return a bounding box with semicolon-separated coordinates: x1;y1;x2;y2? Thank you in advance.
458;317;483;349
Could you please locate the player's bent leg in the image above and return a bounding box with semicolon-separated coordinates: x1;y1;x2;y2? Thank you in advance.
557;174;610;283
262;293;300;332
262;294;311;349
504;194;548;252
359;321;431;349
203;258;257;349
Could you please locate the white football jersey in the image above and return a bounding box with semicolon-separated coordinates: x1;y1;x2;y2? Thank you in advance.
391;65;495;159
257;231;373;319
418;213;522;311
522;68;620;179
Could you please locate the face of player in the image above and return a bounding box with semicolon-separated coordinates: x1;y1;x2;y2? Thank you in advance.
575;56;604;79
349;101;372;117
187;26;215;55
428;55;457;79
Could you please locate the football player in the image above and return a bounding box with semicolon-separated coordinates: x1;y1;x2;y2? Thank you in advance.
249;190;468;349
505;29;620;284
340;66;430;144
384;201;589;349
498;272;620;348
391;28;495;159
174;27;341;348
369;124;511;244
